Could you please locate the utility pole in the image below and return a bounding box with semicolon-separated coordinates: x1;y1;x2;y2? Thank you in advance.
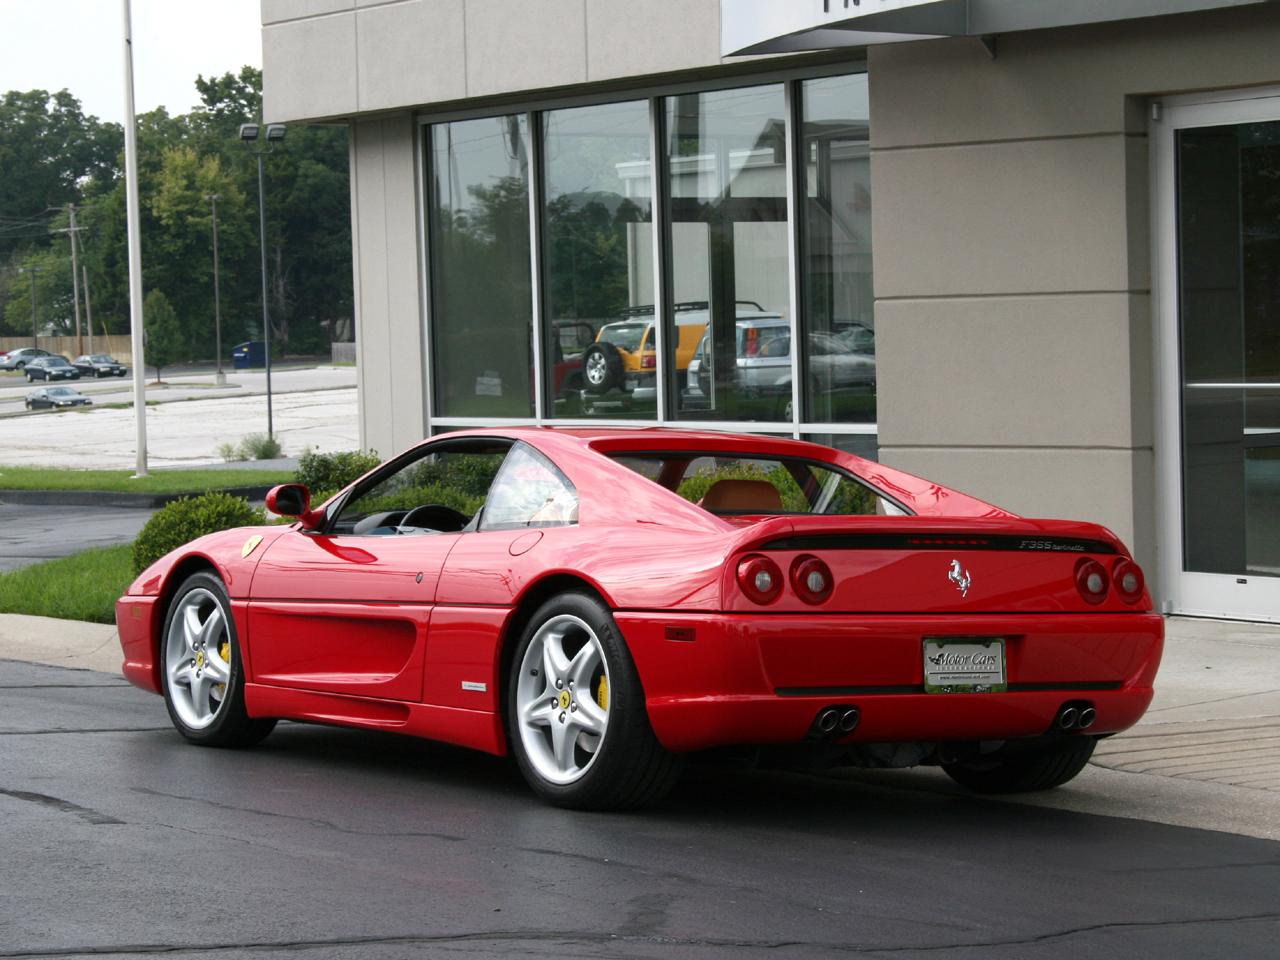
18;266;39;347
82;265;94;354
67;204;83;356
206;193;225;385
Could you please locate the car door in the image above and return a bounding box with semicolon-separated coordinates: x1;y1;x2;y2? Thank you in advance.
247;438;510;701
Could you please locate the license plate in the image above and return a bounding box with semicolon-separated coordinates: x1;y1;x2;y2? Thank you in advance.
923;638;1006;693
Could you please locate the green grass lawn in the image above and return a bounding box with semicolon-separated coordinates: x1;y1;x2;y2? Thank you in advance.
0;466;292;494
0;544;133;624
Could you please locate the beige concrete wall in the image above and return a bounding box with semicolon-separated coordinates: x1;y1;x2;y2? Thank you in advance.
349;114;426;457
263;0;725;124
869;4;1280;574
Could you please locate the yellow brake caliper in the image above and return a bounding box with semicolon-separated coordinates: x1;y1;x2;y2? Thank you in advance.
596;675;609;711
216;640;231;698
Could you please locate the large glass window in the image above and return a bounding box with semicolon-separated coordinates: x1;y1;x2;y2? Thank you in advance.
422;69;876;452
665;86;791;421
429;116;534;417
541;101;654;419
801;74;875;424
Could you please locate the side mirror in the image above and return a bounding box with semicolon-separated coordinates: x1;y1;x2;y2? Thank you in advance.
265;483;325;531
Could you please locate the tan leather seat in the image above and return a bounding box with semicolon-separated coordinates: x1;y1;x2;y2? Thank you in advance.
699;478;784;514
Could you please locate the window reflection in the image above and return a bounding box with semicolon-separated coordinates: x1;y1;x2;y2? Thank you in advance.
429;116;533;417
541;101;655;418
802;74;875;424
666;86;791;421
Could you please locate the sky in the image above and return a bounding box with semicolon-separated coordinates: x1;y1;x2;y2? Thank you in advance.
0;0;262;124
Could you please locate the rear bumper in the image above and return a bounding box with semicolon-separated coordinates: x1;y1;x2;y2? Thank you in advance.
615;611;1163;753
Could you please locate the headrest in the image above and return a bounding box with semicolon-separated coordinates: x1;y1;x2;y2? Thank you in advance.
699;478;784;514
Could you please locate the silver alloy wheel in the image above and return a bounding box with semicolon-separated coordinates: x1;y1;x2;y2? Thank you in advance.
515;614;611;785
585;351;608;386
164;588;232;730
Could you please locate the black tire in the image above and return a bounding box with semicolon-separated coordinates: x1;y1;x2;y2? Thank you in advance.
942;737;1096;794
581;342;623;394
506;592;681;809
159;571;276;748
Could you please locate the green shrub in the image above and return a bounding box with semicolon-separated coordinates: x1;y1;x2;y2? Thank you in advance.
295;448;382;492
132;492;264;575
217;441;244;463
238;433;283;460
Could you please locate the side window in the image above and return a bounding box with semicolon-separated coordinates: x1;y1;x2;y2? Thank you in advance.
332;444;507;535
480;443;578;531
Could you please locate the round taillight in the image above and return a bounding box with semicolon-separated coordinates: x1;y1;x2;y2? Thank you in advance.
790;555;834;605
737;555;783;605
1112;559;1145;603
1075;558;1109;604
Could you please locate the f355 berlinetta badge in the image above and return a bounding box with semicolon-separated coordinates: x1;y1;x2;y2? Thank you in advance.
948;559;972;597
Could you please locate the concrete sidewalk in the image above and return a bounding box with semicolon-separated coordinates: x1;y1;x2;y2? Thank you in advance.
2;610;1277;784
1091;616;1280;792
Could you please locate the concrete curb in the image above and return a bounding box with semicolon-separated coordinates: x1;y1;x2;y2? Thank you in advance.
0;486;276;509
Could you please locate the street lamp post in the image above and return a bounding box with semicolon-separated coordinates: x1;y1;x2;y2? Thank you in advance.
206;193;226;386
239;122;287;440
18;266;39;348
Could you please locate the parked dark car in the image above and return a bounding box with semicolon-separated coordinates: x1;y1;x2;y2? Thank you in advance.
0;347;51;371
24;356;81;382
26;385;92;410
73;354;128;378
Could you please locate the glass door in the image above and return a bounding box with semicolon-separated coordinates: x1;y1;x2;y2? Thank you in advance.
1156;90;1280;621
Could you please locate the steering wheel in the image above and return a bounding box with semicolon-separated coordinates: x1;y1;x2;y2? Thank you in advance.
395;504;471;535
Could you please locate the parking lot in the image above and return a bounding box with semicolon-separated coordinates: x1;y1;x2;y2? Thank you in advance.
0;366;357;469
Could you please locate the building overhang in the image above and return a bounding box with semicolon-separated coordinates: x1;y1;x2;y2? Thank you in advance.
722;0;1278;55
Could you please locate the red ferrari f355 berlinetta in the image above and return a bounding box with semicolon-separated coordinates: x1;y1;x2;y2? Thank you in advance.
116;428;1163;808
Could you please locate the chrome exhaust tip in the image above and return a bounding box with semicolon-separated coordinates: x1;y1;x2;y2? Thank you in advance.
838;707;860;734
1077;706;1097;730
1057;706;1080;730
816;708;840;734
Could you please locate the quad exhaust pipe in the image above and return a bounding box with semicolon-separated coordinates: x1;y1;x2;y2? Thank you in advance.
1055;700;1096;732
812;706;859;739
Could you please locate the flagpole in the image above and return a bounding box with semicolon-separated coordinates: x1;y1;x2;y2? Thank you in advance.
122;0;148;477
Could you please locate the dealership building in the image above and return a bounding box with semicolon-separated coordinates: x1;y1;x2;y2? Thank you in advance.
261;0;1280;622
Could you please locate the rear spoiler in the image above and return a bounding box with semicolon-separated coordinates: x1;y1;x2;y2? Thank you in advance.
728;515;1128;558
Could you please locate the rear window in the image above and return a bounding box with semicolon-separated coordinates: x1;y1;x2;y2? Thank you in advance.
598;323;648;352
610;453;907;517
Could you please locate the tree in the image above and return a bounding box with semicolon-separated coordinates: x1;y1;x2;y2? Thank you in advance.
0;90;120;241
1;71;353;355
144;289;183;382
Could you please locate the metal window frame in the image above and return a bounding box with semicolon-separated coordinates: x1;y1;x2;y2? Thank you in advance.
417;59;878;445
528;110;547;422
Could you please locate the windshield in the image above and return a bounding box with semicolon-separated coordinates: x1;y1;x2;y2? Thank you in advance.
598;322;648;353
48;387;74;396
90;355;112;363
47;358;71;367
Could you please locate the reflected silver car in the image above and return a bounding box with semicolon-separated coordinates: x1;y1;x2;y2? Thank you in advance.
687;318;876;411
